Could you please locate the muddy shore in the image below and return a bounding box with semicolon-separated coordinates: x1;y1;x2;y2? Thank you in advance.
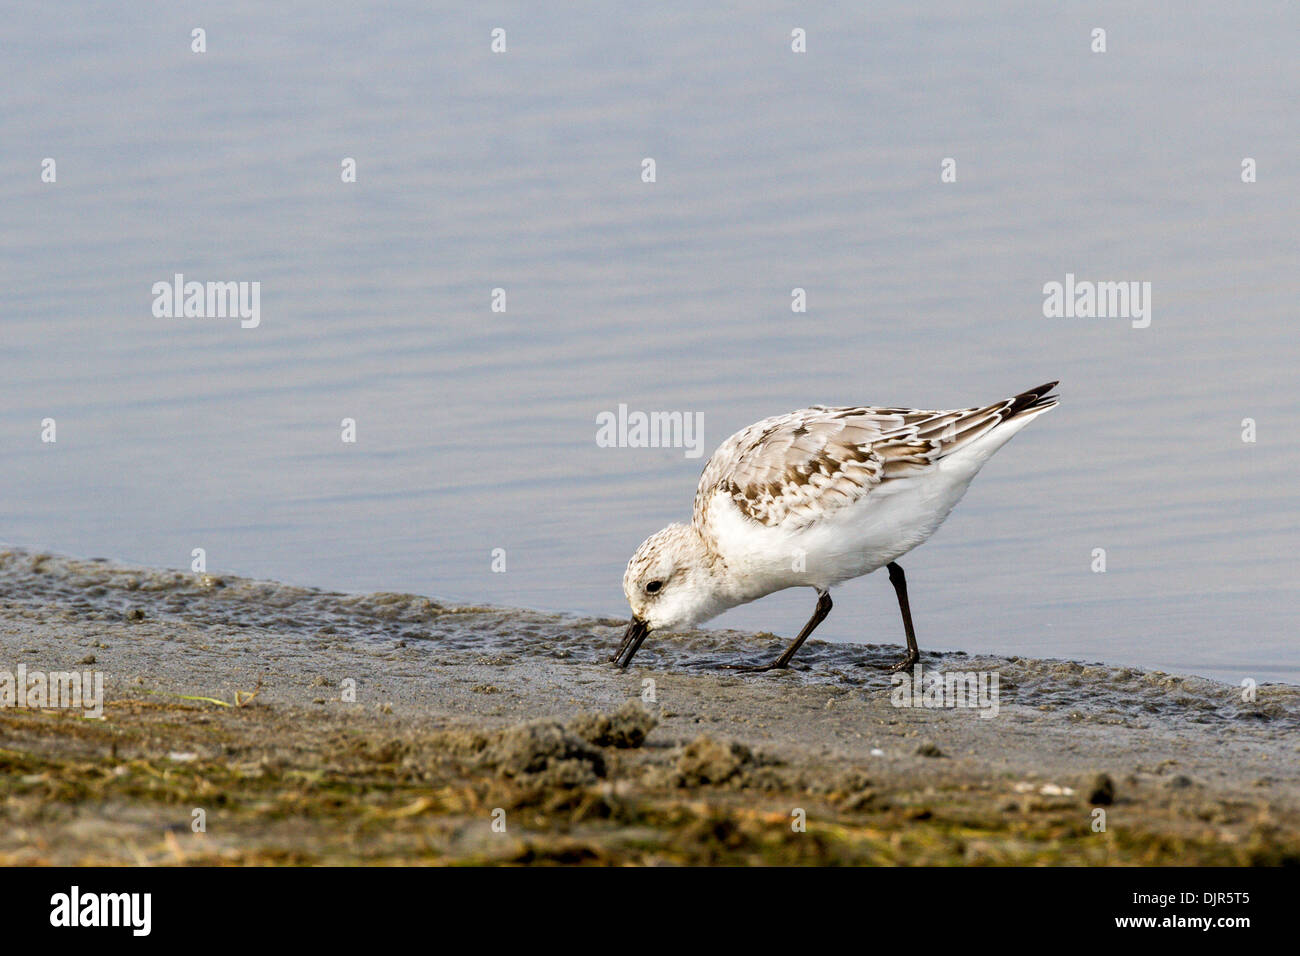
2;549;1297;865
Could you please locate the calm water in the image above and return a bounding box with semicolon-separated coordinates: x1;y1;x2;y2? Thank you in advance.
3;3;1297;684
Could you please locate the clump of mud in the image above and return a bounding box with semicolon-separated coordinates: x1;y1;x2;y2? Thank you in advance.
437;720;607;787
567;701;657;749
660;735;796;791
481;721;606;781
674;736;755;786
1089;773;1116;805
435;703;661;789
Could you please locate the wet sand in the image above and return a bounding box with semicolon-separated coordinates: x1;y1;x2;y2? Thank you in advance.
2;548;1297;865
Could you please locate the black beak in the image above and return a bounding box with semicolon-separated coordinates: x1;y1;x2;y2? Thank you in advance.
611;617;650;669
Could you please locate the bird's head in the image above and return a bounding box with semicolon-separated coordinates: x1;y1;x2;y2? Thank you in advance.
612;523;726;668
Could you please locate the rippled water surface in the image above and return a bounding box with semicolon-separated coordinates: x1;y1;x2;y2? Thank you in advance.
2;3;1297;684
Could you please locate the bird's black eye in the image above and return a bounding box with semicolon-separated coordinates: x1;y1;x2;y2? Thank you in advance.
645;580;663;594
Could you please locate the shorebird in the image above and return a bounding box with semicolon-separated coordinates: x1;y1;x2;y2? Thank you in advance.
611;382;1058;672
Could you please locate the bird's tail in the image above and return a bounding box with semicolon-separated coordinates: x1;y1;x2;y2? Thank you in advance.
1002;381;1060;423
902;381;1059;467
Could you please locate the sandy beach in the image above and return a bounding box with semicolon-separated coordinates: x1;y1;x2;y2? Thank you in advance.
1;548;1297;865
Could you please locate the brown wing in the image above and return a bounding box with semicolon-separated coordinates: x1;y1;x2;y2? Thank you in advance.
693;383;1058;530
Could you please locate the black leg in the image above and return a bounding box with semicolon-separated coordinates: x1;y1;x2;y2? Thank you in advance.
886;562;920;672
721;590;832;671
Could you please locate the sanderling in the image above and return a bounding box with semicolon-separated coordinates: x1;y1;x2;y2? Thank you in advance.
612;382;1059;672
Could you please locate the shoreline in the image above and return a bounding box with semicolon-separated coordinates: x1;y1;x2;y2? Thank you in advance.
2;548;1298;865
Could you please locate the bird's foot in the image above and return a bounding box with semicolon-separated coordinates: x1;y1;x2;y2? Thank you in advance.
888;649;920;673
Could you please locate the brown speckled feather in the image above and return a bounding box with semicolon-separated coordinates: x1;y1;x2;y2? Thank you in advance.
693;383;1058;530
